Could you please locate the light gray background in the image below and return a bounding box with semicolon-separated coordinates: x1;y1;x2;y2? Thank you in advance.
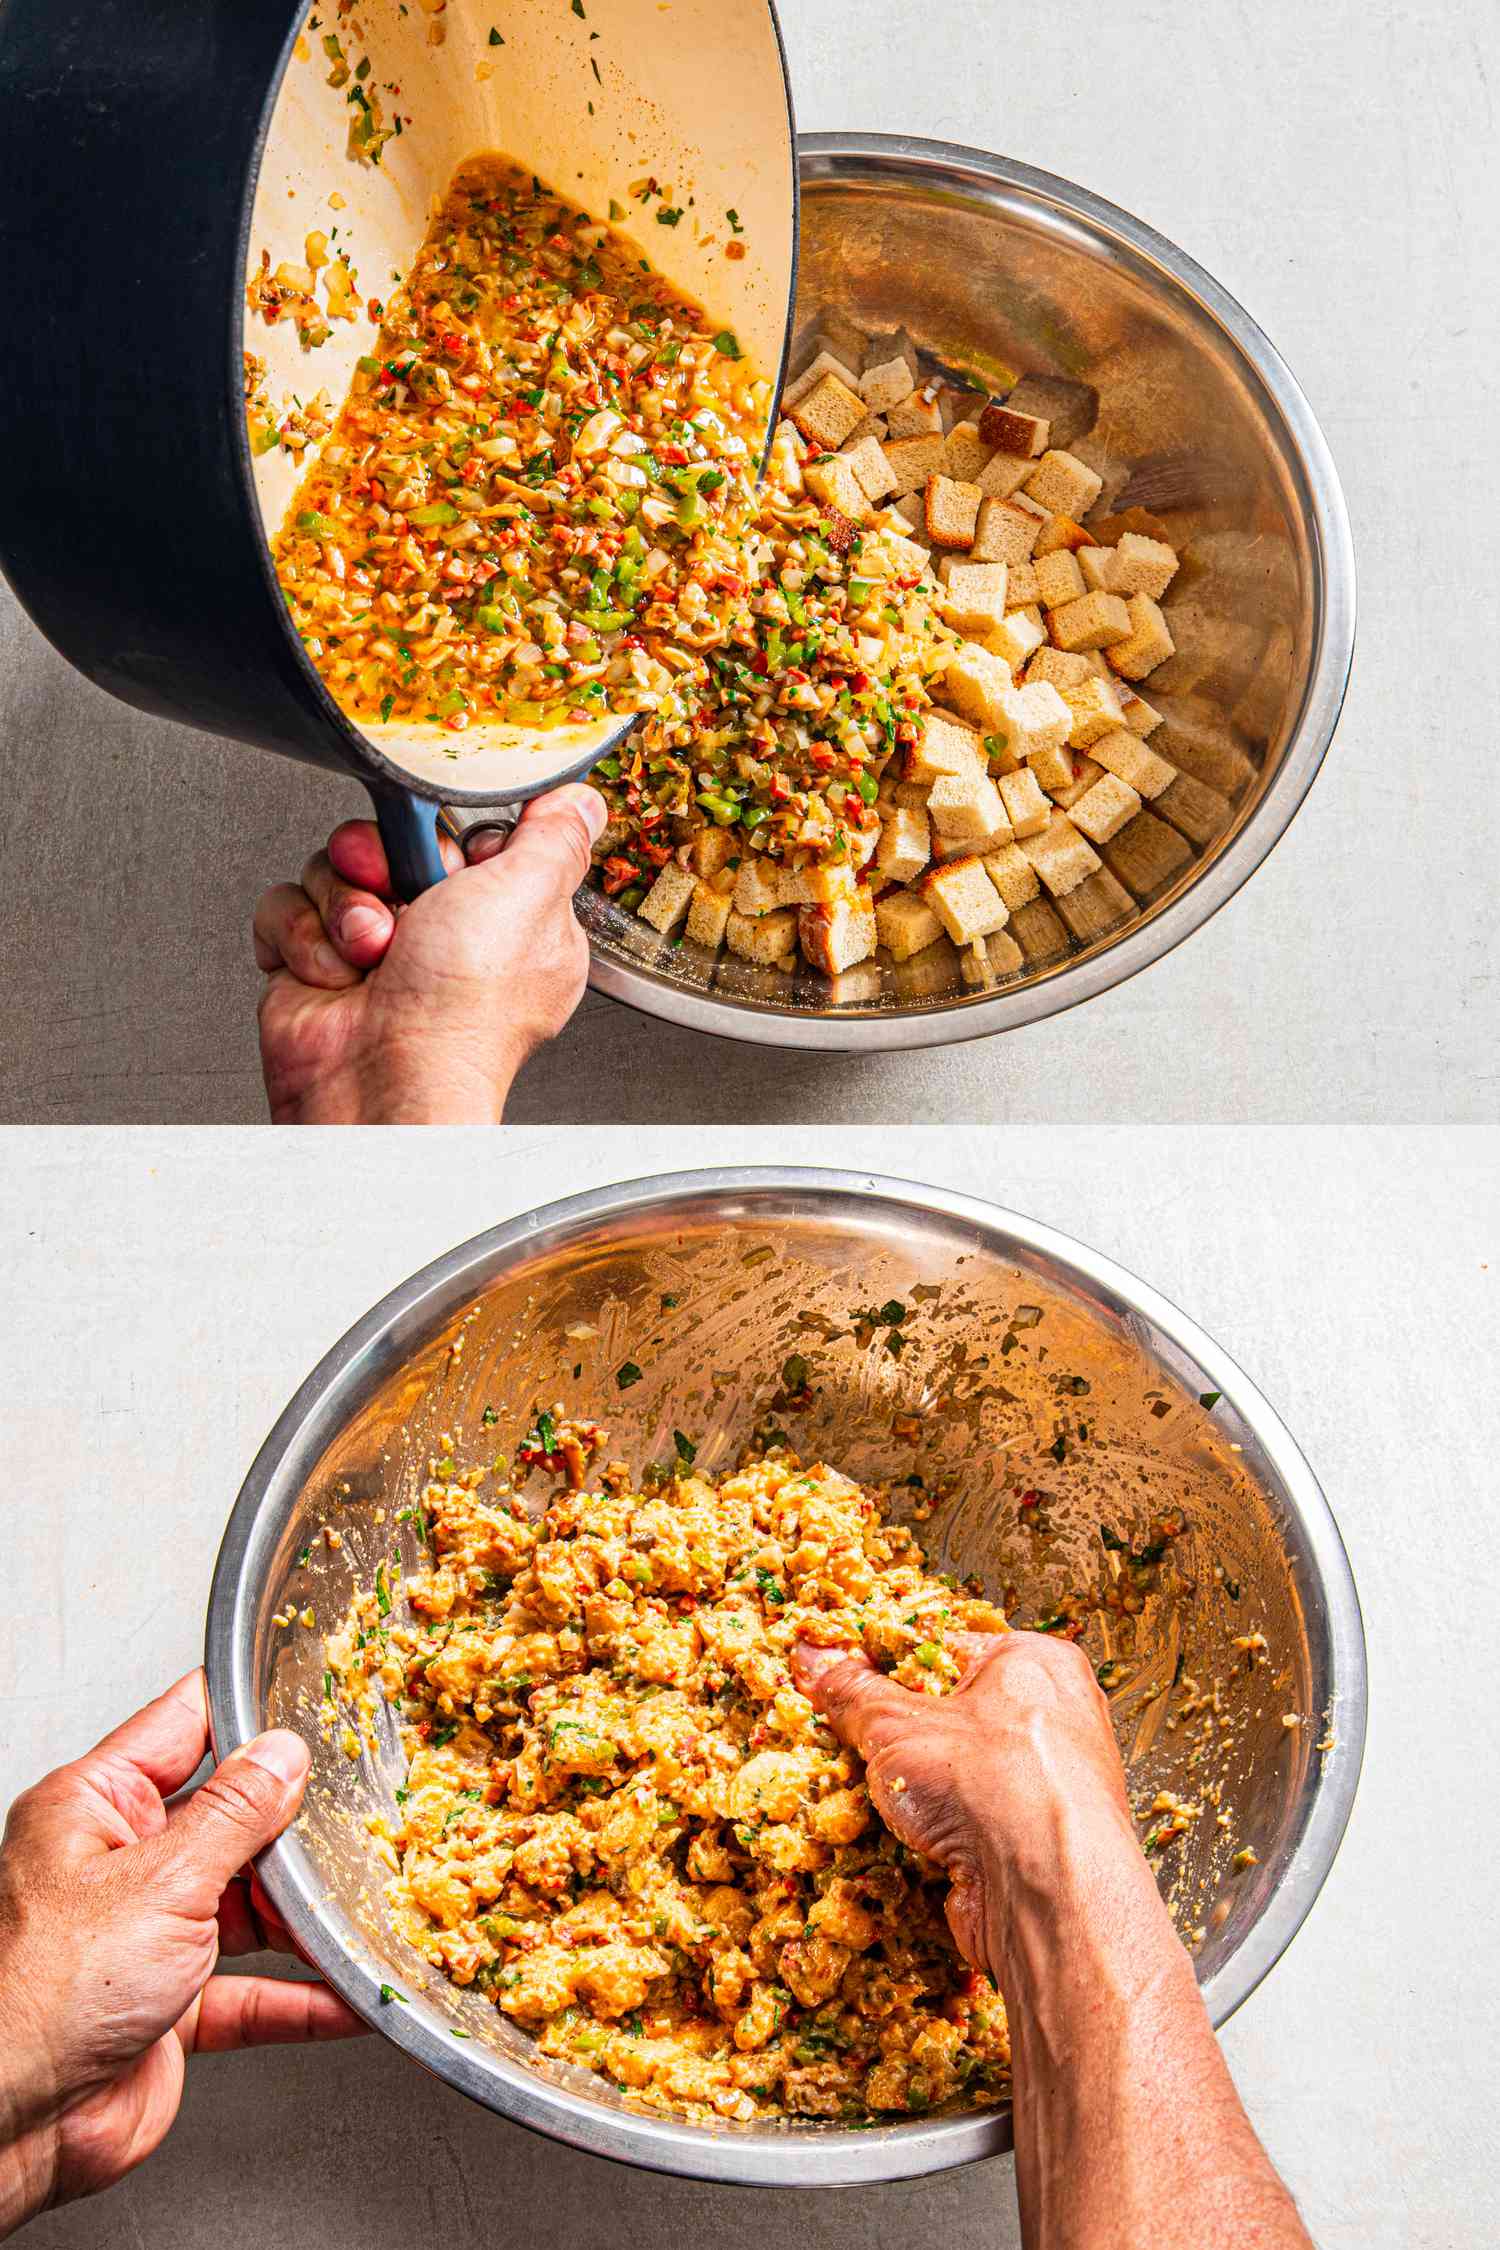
1;0;1495;1125
2;1124;1495;2249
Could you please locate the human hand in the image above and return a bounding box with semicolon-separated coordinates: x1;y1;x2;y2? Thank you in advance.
0;1673;363;2236
792;1632;1150;1991
253;783;608;1124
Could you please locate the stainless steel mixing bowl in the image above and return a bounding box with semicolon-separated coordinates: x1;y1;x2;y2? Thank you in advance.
578;136;1357;1048
205;1170;1365;2185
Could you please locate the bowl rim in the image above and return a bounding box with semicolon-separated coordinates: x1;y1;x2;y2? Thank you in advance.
584;130;1359;1049
205;1165;1367;2186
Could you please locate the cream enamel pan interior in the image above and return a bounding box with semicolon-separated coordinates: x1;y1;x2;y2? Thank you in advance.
246;0;796;801
206;1169;1366;2187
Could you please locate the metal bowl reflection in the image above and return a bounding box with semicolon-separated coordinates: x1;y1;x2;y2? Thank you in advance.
205;1169;1365;2184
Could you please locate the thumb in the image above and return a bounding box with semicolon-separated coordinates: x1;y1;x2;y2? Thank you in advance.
470;784;607;899
161;1732;310;1902
791;1643;916;1761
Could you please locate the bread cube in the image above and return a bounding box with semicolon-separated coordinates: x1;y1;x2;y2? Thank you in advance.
986;608;1046;672
686;879;733;950
783;349;860;410
733;856;792;916
1154;708;1255;797
878;528;934;583
1023;448;1104;518
971;496;1044;565
1017;811;1102;897
875;804;932;884
981;841;1041;910
1113;532;1179;599
999;560;1037;610
938;642;1012;734
1033;549;1087;609
725;904;799;963
799;891;877;975
782;856;860;906
1106;595;1176;681
998;766;1050;839
1077;545;1119;592
1100;810;1192;899
1032;512;1092;557
1056;671;1126;750
804;452;872;523
1049;754;1103;810
925;474;983;548
1026;646;1095;693
1118;686;1164;736
943;421;994;485
922;855;1009;945
1056;868;1135;944
907;707;988;784
1009;895;1071;965
1051;590;1134;653
1069;771;1141;843
976;449;1035;502
941;562;1009;636
928;771;1008;842
1155;771;1230;847
1025;740;1075;796
834;434;894;504
789;372;868;452
959;928;1024;987
978;402;1049;457
1002;373;1098;450
999;679;1071;761
891;489;926;533
885;386;944;438
883;433;948;496
638;861;696;934
690;827;737;879
859;355;918;413
875;889;945;962
1089;728;1176;801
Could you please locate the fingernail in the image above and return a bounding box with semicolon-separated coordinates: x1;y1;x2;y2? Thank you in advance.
313;941;347;982
464;825;508;864
243;1730;309;1787
337;905;386;947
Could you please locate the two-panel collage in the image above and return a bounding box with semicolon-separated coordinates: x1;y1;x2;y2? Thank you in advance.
0;2;1492;2245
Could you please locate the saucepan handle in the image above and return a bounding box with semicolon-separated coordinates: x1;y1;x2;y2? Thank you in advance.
368;785;449;902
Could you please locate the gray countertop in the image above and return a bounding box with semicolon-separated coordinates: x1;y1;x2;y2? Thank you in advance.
2;1123;1494;2248
1;0;1494;1126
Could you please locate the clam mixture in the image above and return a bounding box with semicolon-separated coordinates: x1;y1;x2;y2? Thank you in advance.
327;1449;1014;2123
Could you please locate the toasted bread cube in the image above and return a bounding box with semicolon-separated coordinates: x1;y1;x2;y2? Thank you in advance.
1026;740;1075;796
1049;754;1104;810
1023;448;1103;518
1069;771;1141;843
1106;594;1176;680
1118;686;1164;736
1100;810;1192;899
1009;895;1071;964
799;890;877;975
859;355;918;413
1032;512;1092;558
875;804;932;884
876;889;946;962
1001;560;1039;609
690;828;737;879
686;879;733;950
725;905;799;964
1017;811;1102;897
789;371;869;452
1000;679;1071;761
938;642;1012;734
1051;590;1133;653
733;856;792;916
1077;545;1119;593
907;708;987;784
1113;532;1179;599
1154;709;1256;798
804;453;873;523
998;766;1050;839
1026;646;1095;693
891;489;926;533
1056;868;1134;944
971;496;1044;565
960;928;1024;987
976;449;1035;502
839;433;898;504
1055;671;1126;750
1003;374;1097;450
928;772;1008;842
955;817;1018;858
981;841;1042;910
1033;549;1087;609
783;857;860;907
922;856;1009;945
941;562;1010;636
925;474;982;548
978;402;1049;457
885;385;945;438
985;608;1046;672
1155;771;1230;847
937;385;986;430
883;433;948;496
638;861;696;934
783;348;861;409
1090;728;1176;800
943;421;994;485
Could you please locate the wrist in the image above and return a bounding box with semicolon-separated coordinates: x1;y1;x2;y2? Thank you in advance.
971;1789;1177;2001
277;1042;517;1126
